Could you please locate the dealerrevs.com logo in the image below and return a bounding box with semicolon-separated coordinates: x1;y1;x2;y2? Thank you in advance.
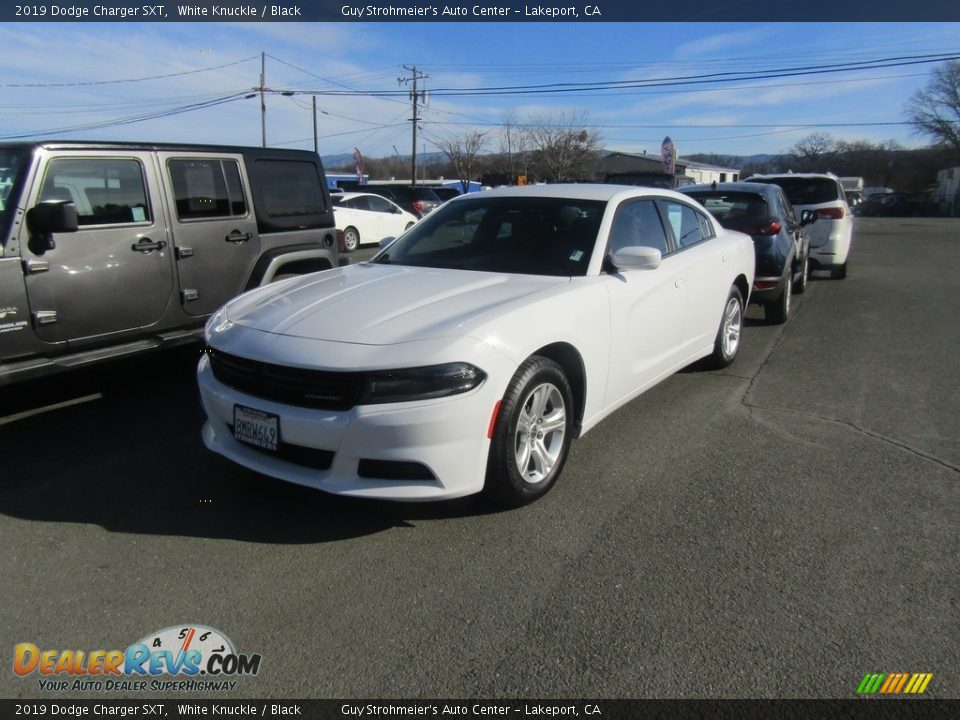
14;625;262;692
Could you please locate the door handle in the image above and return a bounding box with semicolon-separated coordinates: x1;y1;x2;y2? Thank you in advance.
674;279;686;289
131;238;167;253
225;231;253;244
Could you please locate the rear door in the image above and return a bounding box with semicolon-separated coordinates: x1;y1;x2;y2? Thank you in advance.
159;152;260;316
22;150;174;345
658;197;731;357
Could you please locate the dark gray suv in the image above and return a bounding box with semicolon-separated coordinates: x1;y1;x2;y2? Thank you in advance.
0;141;340;384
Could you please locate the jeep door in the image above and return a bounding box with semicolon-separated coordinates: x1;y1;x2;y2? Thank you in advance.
22;151;175;345
159;153;260;316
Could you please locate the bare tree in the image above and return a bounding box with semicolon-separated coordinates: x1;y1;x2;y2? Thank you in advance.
905;60;960;160
526;110;602;182
433;131;487;193
788;132;837;171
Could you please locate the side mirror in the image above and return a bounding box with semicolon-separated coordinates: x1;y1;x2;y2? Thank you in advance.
612;246;662;271
27;200;79;254
28;200;79;235
800;209;817;226
379;236;397;249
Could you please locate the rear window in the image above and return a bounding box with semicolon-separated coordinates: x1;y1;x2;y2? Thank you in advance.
761;177;839;205
246;157;334;233
685;191;768;228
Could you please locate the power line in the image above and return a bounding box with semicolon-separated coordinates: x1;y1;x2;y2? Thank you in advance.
0;55;259;88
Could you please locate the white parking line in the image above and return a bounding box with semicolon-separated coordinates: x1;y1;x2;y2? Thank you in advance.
0;393;103;426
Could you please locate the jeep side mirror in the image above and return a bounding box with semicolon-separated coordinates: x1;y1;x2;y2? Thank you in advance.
27;200;79;253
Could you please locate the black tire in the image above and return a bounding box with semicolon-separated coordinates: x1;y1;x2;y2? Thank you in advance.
793;254;808;295
705;285;745;369
484;356;574;507
831;262;848;279
343;226;360;252
764;272;791;324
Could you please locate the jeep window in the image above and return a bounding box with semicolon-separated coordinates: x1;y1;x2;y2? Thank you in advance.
254;160;326;217
39;158;151;226
0;148;28;241
169;158;247;220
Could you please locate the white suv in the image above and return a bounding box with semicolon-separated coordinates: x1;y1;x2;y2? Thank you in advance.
746;173;852;278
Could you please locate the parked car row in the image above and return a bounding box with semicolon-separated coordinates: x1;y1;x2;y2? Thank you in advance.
1;140;851;509
677;172;854;326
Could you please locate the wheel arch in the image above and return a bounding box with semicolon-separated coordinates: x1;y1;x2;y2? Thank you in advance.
529;342;587;438
733;273;750;306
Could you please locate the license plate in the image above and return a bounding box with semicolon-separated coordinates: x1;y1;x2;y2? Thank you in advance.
233;405;279;452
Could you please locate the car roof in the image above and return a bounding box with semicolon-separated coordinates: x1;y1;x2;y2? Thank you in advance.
456;183;695;204
682;182;776;195
747;172;840;181
336;192;395;202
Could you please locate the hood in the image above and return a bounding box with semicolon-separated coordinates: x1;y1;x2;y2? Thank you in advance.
225;263;568;345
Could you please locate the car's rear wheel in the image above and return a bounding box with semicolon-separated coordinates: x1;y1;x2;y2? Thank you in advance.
831;262;848;279
343;226;360;252
765;272;791;324
485;356;574;507
706;285;744;369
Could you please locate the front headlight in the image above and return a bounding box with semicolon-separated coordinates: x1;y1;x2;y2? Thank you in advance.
361;362;486;404
204;307;233;342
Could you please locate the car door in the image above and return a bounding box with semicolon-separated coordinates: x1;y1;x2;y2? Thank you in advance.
21;151;174;345
159;152;260;316
602;198;687;408
657;197;730;359
775;189;804;270
367;194;405;239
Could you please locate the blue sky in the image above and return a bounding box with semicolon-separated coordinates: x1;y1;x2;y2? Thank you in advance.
1;21;958;160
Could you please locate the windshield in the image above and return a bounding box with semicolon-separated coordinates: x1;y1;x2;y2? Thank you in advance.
0;148;28;242
762;177;839;205
685;191;769;230
371;195;606;276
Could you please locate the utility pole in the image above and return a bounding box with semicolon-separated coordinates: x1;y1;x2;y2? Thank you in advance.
259;51;266;147
312;96;318;153
399;66;428;186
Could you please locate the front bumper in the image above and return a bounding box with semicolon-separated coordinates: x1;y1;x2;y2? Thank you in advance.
197;354;500;500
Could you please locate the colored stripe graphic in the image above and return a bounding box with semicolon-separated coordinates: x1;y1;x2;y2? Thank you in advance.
857;672;932;694
857;673;885;693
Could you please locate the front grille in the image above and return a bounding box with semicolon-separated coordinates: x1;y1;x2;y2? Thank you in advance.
210;349;363;410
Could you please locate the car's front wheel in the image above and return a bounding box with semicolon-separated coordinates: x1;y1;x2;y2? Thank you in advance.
343;226;360;252
485;356;574;507
706;285;745;369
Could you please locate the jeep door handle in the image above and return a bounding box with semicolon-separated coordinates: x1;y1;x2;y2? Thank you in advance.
131;238;167;253
225;231;253;243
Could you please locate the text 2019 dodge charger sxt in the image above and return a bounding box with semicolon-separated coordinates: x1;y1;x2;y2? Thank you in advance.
198;185;755;506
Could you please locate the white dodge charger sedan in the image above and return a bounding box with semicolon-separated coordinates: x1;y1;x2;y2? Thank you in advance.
198;185;755;506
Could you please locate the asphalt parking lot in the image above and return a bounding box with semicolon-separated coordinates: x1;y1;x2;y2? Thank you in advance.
1;217;958;699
